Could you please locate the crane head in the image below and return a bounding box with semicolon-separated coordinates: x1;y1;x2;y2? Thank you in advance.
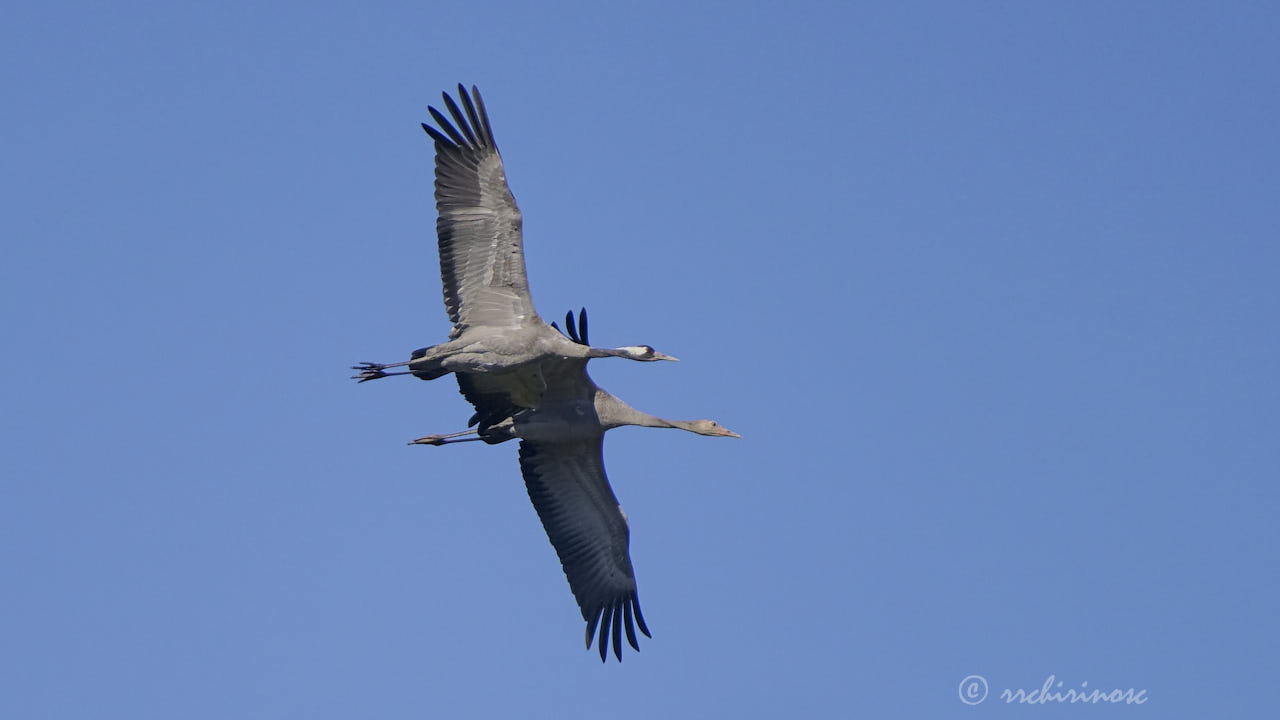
618;345;679;362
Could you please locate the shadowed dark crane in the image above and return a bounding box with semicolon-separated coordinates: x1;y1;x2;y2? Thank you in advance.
412;309;739;661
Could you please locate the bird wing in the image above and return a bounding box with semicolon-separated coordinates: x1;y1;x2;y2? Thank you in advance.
517;436;651;662
422;85;538;336
455;369;545;432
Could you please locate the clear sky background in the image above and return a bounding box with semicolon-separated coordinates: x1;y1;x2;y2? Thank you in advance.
3;2;1277;717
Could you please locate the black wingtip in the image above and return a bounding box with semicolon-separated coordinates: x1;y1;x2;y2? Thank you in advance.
564;310;577;344
623;600;639;651
457;86;487;148
441;92;478;147
421;122;449;146
470;86;496;152
633;592;651;639
611;602;624;661
427;105;468;147
583;597;648;662
585;608;600;651
424;84;496;152
597;605;613;662
559;308;589;346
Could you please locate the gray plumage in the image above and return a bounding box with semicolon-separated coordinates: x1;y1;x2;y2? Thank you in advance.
352;85;675;414
412;310;739;661
352;85;735;663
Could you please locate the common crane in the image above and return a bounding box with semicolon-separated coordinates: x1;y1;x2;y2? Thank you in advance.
352;85;675;414
411;310;739;662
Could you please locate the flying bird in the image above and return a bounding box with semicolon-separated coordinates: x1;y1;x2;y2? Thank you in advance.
412;309;740;662
352;84;675;415
353;85;737;662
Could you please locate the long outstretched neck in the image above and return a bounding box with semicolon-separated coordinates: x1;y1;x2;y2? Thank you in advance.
630;413;680;430
584;344;672;362
585;346;630;359
627;415;739;438
597;393;678;430
597;393;739;437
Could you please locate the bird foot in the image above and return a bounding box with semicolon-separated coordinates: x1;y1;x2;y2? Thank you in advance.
351;362;391;382
409;434;448;445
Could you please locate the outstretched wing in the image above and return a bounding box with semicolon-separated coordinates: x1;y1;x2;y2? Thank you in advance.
422;85;538;336
517;437;651;662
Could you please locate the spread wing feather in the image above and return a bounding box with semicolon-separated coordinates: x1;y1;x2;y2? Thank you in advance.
422;85;538;336
518;438;650;661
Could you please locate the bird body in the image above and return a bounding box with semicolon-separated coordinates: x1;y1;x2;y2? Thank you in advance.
352;84;675;400
406;326;664;380
412;310;738;661
354;85;736;662
462;378;737;443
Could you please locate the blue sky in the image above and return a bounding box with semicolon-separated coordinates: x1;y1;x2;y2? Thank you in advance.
3;1;1277;717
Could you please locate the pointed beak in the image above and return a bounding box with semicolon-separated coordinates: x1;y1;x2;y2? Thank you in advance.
653;352;679;362
718;427;741;438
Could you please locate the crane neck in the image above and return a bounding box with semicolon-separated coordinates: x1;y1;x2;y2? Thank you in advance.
596;391;672;430
584;346;630;359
